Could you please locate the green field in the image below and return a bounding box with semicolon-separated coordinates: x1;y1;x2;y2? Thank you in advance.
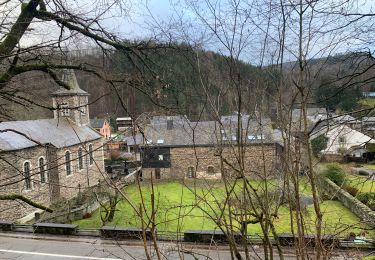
74;180;370;236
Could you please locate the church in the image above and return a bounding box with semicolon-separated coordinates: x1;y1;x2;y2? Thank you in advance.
0;70;105;221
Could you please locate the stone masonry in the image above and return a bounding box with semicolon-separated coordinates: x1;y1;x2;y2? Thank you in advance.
142;143;279;180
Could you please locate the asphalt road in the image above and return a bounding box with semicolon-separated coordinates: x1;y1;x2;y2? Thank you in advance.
0;234;287;260
0;234;366;259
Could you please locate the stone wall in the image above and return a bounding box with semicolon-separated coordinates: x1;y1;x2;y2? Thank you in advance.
56;140;105;201
142;144;278;180
318;176;375;227
0;146;51;220
0;139;105;221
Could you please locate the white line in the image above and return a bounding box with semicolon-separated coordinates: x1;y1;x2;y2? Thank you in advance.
0;249;120;260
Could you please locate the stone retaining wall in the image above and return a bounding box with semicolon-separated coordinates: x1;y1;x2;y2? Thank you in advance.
318;176;375;227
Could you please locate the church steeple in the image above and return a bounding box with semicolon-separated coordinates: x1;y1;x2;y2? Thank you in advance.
51;69;90;126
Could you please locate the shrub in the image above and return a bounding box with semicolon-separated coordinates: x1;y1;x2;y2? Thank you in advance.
357;192;375;204
343;186;359;197
323;163;346;186
311;134;328;157
356;192;375;210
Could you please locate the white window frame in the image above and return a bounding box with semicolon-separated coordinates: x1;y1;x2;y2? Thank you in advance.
60;102;70;117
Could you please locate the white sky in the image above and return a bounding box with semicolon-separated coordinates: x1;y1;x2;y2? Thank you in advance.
2;0;375;64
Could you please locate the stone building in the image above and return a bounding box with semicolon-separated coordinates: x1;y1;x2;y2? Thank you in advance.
0;70;105;220
140;114;283;180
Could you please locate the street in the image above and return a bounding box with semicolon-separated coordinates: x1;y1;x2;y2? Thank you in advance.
0;234;365;259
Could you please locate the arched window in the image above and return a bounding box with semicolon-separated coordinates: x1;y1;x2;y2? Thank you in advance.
23;161;31;190
78;148;83;170
207;166;215;175
88;144;94;165
65;151;72;175
39;157;46;183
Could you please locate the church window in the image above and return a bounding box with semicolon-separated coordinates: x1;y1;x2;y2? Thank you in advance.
23;161;32;190
60;103;70;117
65;151;72;175
88;144;94;165
78;148;83;170
39;157;47;183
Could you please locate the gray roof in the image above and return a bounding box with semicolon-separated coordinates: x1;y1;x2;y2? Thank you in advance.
142;116;275;147
0;118;101;151
51;69;89;96
332;114;359;123
90;118;105;129
150;115;189;126
292;108;327;119
124;134;144;146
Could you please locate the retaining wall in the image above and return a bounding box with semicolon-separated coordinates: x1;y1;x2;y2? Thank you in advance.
318;176;375;227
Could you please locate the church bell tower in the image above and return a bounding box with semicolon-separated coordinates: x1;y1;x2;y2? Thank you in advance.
51;69;90;126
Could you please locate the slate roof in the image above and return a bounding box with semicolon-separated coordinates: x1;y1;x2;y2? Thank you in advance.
124;134;144;146
143;115;276;147
51;69;89;96
90;118;105;129
0;118;101;152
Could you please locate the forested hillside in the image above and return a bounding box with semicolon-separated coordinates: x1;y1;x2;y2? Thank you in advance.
2;46;375;122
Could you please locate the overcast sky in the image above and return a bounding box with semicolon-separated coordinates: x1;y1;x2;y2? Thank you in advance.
4;0;375;65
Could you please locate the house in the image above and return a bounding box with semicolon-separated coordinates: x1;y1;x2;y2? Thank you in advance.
140;114;283;180
361;117;375;134
311;124;375;162
124;134;144;161
90;118;111;139
116;117;133;131
0;70;105;221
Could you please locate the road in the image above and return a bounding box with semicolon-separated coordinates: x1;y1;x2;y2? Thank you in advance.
0;234;365;259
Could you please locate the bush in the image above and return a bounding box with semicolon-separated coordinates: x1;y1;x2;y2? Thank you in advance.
311;134;328;157
356;192;375;210
356;192;375;204
323;163;346;186
343;186;359;197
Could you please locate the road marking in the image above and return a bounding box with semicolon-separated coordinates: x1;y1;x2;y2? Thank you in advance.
0;249;120;259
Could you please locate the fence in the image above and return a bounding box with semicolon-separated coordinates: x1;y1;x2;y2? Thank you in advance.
0;222;374;249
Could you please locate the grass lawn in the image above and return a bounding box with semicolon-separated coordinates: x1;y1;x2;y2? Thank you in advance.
346;175;375;193
74;181;370;236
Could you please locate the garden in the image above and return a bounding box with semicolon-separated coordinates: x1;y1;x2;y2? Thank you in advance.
74;176;372;237
324;163;375;211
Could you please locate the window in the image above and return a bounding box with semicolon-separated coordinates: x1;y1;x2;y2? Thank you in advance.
78;148;83;170
158;154;164;161
88;144;94;165
80;105;86;115
187;166;195;178
207;166;215;175
65;151;72;175
155;168;161;179
39;157;46;183
60;103;70;117
23;162;31;190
